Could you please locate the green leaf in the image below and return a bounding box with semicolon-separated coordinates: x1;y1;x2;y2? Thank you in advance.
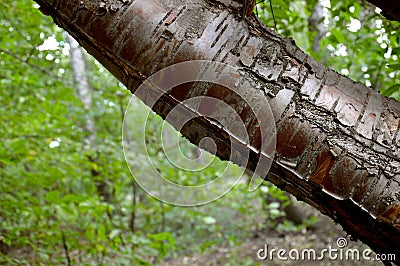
109;229;120;239
331;28;345;44
60;205;76;216
149;232;171;241
62;194;80;203
382;84;400;97
387;64;400;70
272;8;289;21
45;191;60;203
97;224;106;241
352;2;360;18
272;0;289;10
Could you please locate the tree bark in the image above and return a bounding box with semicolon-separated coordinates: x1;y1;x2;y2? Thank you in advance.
34;0;400;263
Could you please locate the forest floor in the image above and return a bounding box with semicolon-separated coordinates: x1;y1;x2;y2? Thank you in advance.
161;202;384;266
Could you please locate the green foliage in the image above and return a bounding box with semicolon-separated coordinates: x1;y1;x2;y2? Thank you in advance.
1;0;399;265
257;0;400;100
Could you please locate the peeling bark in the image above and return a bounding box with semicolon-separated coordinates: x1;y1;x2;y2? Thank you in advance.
34;0;400;263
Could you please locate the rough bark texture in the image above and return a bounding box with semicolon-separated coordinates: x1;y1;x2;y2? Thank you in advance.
34;0;400;263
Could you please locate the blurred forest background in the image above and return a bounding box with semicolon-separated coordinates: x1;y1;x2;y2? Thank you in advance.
0;0;399;265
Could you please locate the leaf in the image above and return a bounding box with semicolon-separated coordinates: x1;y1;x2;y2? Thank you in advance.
353;2;361;18
272;8;289;21
46;191;60;203
149;232;171;241
331;29;345;44
270;209;281;216
382;84;400;97
60;205;76;216
272;0;289;10
95;243;105;252
391;47;400;55
109;229;121;239
167;233;175;246
267;202;280;209
260;186;269;193
91;162;99;172
62;194;84;203
387;64;400;70
97;224;106;241
203;216;216;224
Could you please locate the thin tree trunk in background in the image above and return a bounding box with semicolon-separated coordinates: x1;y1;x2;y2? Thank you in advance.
117;92;137;233
35;0;400;262
67;34;95;145
308;0;325;54
66;34;111;203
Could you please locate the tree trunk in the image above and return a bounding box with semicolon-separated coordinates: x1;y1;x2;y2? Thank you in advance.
308;0;325;54
67;34;112;203
34;0;400;263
